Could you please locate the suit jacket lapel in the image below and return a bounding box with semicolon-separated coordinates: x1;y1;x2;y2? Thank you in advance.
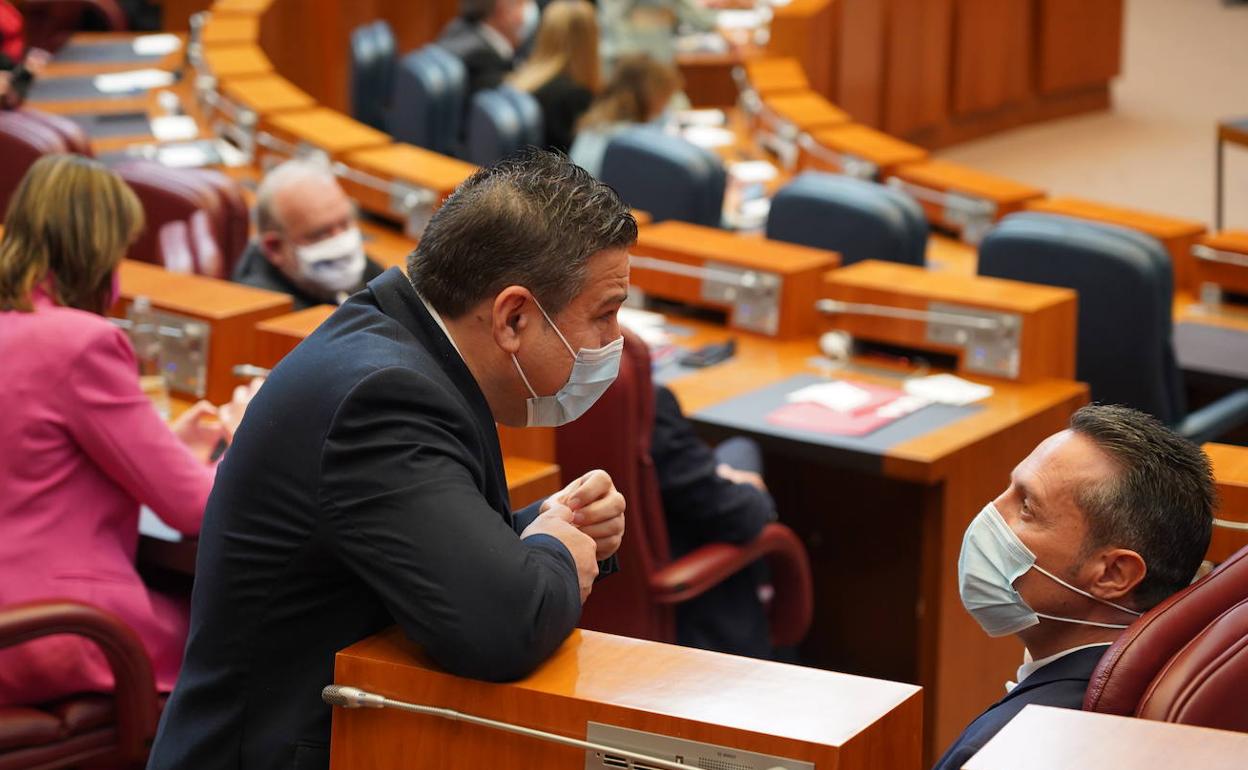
994;645;1110;709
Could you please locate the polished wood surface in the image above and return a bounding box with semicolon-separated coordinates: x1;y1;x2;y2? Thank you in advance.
1036;0;1125;96
800;123;929;176
822;260;1077;383
632;221;840;338
1194;230;1248;297
762;90;851;133
964;704;1248;770
114;259;293;403
201;13;260;45
1205;442;1248;564
218;72;315;114
766;0;836;100
41;32;185;77
1025;196;1208;292
332;627;923;770
200;43;272;78
743;56;810;97
256;107;391;165
882;0;953;140
339;144;477;228
951;0;1030;117
888;159;1046;232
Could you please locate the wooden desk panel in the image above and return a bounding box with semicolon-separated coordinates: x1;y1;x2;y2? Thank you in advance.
43;32;186;78
340;144;477;227
965;705;1248;770
1036;0;1124;96
766;0;836;101
201;14;260;45
762;91;851;134
114;259;292;403
951;0;1030;117
1025;197;1208;292
632;221;840;338
219;72;315;114
1194;230;1248;296
200;44;272;78
1205;443;1248;564
800;123;928;178
257;107;391;165
889;159;1045;233
332;627;924;770
883;0;953;141
744;57;810;97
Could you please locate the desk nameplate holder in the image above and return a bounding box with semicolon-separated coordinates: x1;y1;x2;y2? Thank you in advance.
585;723;812;770
111;310;211;398
631;255;783;336
333;163;438;239
886;177;996;245
1193;243;1248;298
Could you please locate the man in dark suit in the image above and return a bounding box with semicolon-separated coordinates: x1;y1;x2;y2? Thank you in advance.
438;0;527;101
934;405;1215;770
147;150;634;770
231;159;383;310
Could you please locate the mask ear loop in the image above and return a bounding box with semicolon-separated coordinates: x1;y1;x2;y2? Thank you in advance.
1032;564;1142;616
529;294;576;359
1033;612;1132;630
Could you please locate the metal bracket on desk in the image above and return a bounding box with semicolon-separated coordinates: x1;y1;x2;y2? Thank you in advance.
186;11;208;70
332;162;438;238
252;132;327;171
199;85;258;159
886;177;997;245
630;255;783;335
795;134;878;180
111;311;212;398
1193;244;1248;269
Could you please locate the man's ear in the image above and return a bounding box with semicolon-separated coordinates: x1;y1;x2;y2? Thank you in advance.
1091;547;1148;605
259;232;285;267
491;286;532;354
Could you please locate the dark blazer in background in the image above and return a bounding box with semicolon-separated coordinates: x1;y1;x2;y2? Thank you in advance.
931;644;1111;770
146;268;582;770
532;74;593;154
651;384;776;658
230;240;384;310
437;18;514;103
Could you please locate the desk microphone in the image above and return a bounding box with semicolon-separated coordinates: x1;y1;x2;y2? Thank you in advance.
322;684;789;770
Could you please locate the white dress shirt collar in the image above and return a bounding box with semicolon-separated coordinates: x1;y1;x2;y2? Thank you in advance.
1005;642;1112;693
417;292;465;361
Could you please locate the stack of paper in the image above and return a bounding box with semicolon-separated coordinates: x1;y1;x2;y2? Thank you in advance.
94;68;175;93
903;373;994;405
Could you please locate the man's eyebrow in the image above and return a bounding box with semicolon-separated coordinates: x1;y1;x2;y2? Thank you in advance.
597;292;628;310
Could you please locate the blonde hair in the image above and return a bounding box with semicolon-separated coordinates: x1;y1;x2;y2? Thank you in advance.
0;154;144;314
509;0;600;94
577;54;682;132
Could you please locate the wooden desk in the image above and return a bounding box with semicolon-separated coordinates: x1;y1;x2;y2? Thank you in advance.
888;160;1046;241
1194;230;1248;297
761;90;851;134
339;144;477;232
43;32;186;77
114;259;293;403
256;107;391;167
200;14;260;45
200;44;271;79
631;221;840;338
744;56;811;97
799;123;929;180
218;72;315;115
656;316;1087;760
1025;197;1208;293
964;705;1248;770
1205;443;1248;564
331;627;923;770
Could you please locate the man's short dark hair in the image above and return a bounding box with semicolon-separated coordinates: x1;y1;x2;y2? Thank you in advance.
409;149;637;318
1070;404;1215;610
460;0;496;23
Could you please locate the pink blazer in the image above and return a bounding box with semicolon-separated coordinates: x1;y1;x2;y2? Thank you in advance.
0;290;216;706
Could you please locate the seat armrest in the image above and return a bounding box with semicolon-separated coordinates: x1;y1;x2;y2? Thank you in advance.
649;523;813;647
1178;388;1248;444
0;600;159;764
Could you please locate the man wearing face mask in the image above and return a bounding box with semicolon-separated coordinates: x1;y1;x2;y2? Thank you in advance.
148;150;631;770
933;404;1214;770
231;159;383;310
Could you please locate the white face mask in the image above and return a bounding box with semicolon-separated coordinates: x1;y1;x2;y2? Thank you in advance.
511;296;623;428
958;502;1142;637
294;226;367;294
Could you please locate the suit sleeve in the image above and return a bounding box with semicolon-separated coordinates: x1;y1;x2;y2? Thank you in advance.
651;385;774;546
63;325;215;534
320;367;581;682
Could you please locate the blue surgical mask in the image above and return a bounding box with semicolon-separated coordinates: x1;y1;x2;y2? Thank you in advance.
512;296;623;428
958;502;1142;637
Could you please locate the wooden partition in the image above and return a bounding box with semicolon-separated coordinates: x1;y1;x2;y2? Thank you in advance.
822;261;1077;382
331;627;924;770
112;260;292;403
1194;231;1248;296
766;0;837;101
1205;443;1248;564
631;221;840;338
887;159;1046;239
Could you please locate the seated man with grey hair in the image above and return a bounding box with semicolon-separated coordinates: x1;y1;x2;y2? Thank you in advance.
232;159;383;309
934;404;1216;770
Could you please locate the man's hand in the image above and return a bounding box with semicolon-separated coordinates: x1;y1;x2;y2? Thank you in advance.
716;463;767;492
520;503;599;603
541;469;625;561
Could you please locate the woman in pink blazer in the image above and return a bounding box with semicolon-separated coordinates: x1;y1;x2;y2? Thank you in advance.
0;155;248;705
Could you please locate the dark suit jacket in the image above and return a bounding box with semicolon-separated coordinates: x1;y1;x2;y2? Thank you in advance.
230;241;384;311
146;268;582;770
931;644;1111;770
437;18;513;103
532;74;593;155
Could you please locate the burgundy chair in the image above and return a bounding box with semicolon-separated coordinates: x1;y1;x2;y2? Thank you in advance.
19;0;126;53
555;328;814;647
0;601;159;770
113;160;247;278
15;109;92;157
0;110;68;215
1083;545;1248;731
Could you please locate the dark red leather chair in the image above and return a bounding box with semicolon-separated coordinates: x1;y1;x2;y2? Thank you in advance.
0;110;68;216
20;0;126;53
157;210;221;277
1083;545;1248;731
15;109;92;157
555;329;814;647
0;601;159;770
113;160;248;278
